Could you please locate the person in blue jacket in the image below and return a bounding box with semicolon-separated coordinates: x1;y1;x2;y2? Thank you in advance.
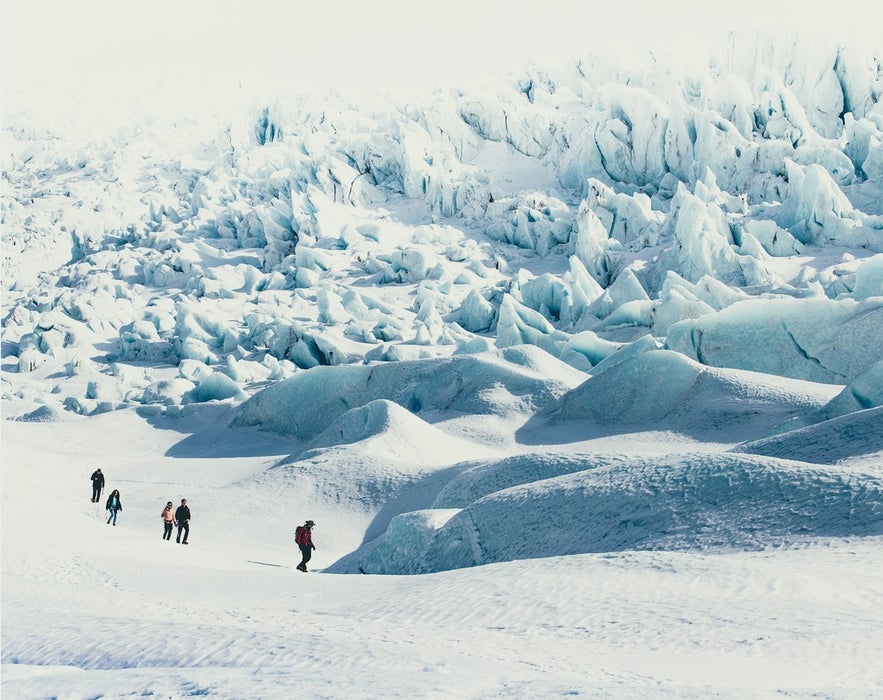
105;489;122;525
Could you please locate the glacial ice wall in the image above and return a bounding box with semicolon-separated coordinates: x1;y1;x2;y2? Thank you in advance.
2;33;883;416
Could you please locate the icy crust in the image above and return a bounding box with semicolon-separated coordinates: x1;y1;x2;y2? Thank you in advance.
352;453;883;574
233;346;586;440
732;405;883;464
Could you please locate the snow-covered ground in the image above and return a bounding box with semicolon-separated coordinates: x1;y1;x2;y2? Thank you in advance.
4;409;883;698
3;4;883;698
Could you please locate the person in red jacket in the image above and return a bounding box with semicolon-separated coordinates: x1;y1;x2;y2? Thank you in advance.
295;520;316;572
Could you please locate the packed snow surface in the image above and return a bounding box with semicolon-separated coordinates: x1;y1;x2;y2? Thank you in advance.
3;21;883;700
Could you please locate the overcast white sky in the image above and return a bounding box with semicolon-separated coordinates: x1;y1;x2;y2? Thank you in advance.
2;0;881;122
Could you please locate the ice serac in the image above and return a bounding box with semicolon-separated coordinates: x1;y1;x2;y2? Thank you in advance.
776;160;877;249
484;193;573;255
666;297;883;384
586;267;649;320
852;254;883;300
650;272;716;336
657;183;747;286
354;509;461;575
182;371;247;404
595;84;668;187
457;289;495;333
566;255;605;327
495;294;570;355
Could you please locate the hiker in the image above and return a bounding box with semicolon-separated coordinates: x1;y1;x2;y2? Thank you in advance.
295;520;316;572
161;501;176;540
90;468;105;503
175;499;191;544
105;489;122;525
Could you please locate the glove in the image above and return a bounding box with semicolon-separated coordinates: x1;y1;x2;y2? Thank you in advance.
312;545;316;550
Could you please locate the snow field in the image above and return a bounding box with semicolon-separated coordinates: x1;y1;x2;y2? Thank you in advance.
4;401;883;697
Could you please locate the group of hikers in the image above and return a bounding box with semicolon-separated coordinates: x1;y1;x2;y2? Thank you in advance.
90;468;191;544
90;468;317;570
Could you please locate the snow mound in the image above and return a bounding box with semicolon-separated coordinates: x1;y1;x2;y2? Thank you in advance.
666;297;883;384
546;350;838;440
433;452;635;508
733;406;883;464
356;453;883;574
233;346;585;440
823;359;883;417
12;404;73;423
297;399;487;467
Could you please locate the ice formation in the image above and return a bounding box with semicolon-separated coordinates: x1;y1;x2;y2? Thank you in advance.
344;453;883;574
5;34;883;420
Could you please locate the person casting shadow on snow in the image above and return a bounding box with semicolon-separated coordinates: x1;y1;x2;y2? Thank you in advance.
161;501;176;540
295;519;316;572
105;489;122;525
175;499;191;544
90;468;105;503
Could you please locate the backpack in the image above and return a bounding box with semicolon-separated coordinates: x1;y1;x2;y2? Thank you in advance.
295;525;305;545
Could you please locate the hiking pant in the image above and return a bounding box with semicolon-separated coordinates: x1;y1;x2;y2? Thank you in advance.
163;522;174;540
298;544;313;570
177;521;189;543
107;507;119;525
92;485;102;502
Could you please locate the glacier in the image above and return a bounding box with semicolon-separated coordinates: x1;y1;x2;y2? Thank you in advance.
4;23;883;698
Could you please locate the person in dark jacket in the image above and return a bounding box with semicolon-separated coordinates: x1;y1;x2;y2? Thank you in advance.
296;520;316;572
175;499;191;544
90;469;105;503
105;489;122;525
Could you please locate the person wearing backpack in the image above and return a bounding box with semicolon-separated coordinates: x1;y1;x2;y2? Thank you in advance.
161;501;176;540
90;468;105;503
105;489;122;525
295;520;316;572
